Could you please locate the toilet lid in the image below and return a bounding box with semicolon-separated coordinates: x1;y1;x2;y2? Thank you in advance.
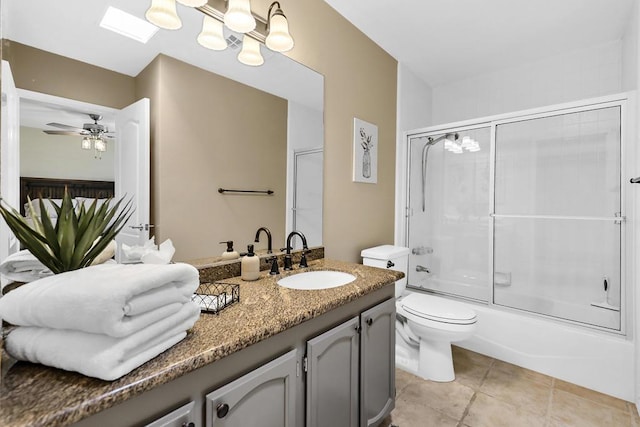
400;293;477;325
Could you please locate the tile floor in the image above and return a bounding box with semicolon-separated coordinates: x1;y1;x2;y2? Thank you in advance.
381;346;640;427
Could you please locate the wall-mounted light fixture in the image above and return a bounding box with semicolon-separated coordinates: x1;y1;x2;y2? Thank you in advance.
145;0;294;66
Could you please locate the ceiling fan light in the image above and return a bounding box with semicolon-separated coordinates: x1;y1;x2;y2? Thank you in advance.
197;16;228;50
145;0;182;30
94;138;107;153
224;0;256;33
176;0;208;7
237;35;264;66
81;137;92;150
266;10;293;52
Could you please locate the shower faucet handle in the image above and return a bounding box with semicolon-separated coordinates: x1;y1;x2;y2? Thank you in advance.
412;246;433;255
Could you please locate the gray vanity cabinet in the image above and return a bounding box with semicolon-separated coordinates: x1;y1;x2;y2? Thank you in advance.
306;316;361;427
204;349;299;427
305;298;396;427
360;298;396;427
145;401;195;427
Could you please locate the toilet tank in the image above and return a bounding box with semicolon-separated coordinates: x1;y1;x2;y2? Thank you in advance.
360;245;410;296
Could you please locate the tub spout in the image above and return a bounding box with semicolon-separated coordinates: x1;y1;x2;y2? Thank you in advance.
416;265;431;274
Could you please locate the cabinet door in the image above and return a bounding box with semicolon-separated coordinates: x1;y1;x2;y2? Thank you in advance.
360;298;396;427
145;401;195;427
306;316;360;427
205;349;298;427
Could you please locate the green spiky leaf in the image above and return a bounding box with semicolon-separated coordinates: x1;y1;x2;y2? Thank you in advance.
0;188;134;274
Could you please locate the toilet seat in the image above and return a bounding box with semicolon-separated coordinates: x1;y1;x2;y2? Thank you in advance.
399;293;477;325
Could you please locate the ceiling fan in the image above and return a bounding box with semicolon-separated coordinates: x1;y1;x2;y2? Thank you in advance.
44;113;115;139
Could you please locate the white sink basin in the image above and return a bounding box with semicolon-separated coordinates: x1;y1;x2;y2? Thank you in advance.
277;271;356;290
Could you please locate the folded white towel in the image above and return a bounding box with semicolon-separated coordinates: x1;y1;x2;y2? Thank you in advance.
0;262;200;337
0;250;53;286
5;302;200;381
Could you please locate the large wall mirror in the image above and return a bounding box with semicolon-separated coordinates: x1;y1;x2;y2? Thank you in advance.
3;0;323;263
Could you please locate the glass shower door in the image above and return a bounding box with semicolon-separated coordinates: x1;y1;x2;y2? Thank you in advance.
407;127;491;301
493;107;622;330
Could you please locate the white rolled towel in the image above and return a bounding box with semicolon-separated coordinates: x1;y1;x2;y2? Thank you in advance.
5;302;201;381
0;262;200;337
0;249;53;285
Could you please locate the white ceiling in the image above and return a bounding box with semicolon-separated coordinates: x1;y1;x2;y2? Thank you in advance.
323;0;636;87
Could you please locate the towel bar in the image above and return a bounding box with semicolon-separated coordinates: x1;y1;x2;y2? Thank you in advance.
218;188;274;195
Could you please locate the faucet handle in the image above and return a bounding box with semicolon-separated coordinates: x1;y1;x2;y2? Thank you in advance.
299;250;308;268
266;256;280;275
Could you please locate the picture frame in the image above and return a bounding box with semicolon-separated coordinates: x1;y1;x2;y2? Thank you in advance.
353;118;378;184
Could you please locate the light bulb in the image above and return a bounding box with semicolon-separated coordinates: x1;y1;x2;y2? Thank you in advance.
224;0;256;33
94;138;107;152
266;10;293;52
197;16;227;50
145;0;182;30
81;137;91;150
237;35;264;66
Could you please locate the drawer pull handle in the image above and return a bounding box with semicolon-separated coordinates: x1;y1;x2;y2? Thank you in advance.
366;318;373;326
386;261;395;268
216;403;230;418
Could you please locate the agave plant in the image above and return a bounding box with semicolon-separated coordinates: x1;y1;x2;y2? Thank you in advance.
0;189;133;274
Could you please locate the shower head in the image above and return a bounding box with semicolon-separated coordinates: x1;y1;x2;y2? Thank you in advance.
427;132;459;146
421;132;459;212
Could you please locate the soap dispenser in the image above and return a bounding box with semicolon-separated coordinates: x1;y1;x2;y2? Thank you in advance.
220;241;240;260
241;244;260;281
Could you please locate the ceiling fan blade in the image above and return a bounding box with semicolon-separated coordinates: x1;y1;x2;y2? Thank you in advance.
46;122;87;133
43;130;85;136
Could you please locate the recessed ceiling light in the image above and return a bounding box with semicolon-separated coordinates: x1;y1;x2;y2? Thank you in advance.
100;6;159;44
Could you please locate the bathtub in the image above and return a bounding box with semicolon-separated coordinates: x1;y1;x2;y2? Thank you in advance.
403;288;635;401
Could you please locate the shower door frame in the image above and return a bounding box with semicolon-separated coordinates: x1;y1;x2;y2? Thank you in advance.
401;92;636;335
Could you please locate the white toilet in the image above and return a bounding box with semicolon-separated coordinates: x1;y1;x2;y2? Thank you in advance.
361;245;477;382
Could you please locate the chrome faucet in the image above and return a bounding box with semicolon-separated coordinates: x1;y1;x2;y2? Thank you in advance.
283;231;308;270
254;227;273;254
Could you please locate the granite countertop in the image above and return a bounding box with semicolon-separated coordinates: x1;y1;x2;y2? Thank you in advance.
0;258;402;427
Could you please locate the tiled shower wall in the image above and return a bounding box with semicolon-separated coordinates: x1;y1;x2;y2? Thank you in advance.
432;40;625;125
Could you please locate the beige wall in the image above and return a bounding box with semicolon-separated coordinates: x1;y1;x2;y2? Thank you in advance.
136;55;287;261
264;0;398;262
2;0;398;263
2;40;135;109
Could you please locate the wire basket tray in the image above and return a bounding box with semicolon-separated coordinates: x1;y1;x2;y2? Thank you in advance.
192;281;240;314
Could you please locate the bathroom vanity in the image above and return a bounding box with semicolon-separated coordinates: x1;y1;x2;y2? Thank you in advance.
0;258;401;427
